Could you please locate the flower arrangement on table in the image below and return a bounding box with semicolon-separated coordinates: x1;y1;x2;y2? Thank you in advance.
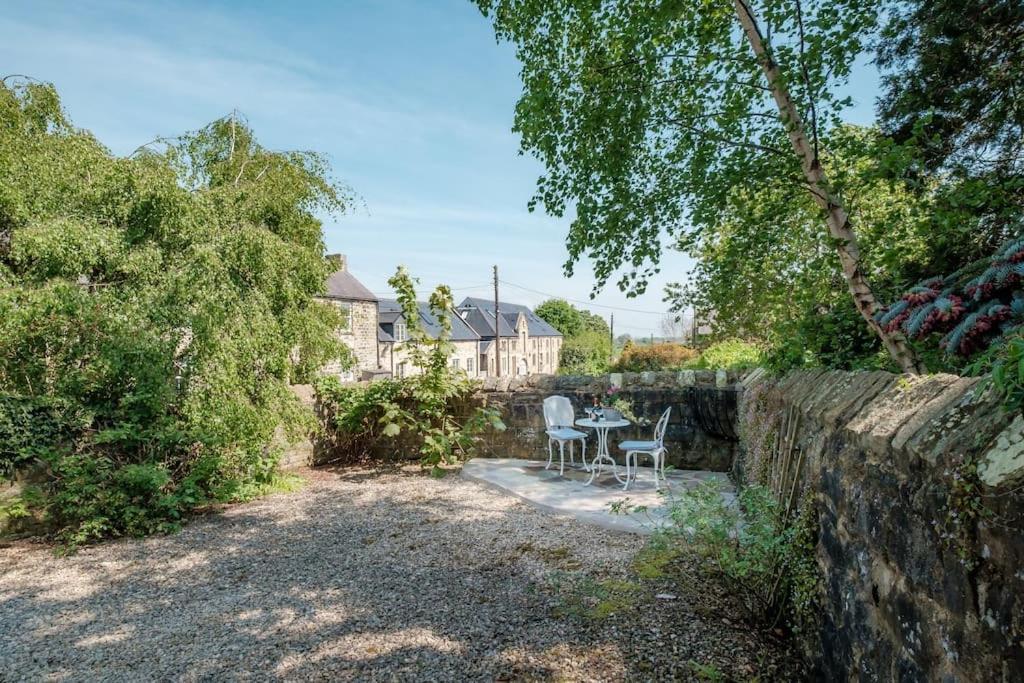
601;386;650;426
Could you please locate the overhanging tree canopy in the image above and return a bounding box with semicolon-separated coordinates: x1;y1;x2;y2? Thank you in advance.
474;0;923;372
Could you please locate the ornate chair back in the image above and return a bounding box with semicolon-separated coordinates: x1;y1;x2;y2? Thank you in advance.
653;407;672;447
542;395;575;430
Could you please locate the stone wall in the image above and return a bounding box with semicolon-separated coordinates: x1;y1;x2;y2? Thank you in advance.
471;370;741;471
739;369;1024;681
309;370;742;470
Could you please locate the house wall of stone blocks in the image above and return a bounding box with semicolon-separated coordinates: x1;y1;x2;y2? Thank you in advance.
481;336;563;377
381;340;480;378
319;298;379;377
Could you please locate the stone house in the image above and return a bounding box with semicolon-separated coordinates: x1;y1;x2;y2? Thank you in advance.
318;254;380;380
377;299;482;378
457;297;563;376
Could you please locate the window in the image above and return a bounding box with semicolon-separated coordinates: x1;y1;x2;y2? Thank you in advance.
501;357;508;372
467;357;474;373
336;302;352;333
451;358;460;369
394;322;408;342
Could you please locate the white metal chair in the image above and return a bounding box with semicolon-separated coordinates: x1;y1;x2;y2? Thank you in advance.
618;407;671;490
542;396;588;476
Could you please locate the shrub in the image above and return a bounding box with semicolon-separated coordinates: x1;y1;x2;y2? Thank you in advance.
687;339;764;371
967;331;1024;410
879;238;1024;364
314;268;504;474
559;329;611;375
613;342;698;372
665;481;819;632
0;81;351;546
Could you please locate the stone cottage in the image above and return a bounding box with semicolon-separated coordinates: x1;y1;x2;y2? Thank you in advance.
457;297;563;376
318;254;380;380
377;299;482;378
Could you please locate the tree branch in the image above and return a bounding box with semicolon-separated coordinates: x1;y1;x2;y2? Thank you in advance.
594;51;757;74
794;0;820;161
662;117;790;157
585;73;774;98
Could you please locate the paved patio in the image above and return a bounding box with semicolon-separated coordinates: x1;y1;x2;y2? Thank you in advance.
461;458;733;534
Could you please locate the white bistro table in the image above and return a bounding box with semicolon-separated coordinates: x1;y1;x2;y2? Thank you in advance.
575;417;631;486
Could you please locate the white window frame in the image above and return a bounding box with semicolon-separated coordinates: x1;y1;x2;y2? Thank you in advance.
394;322;408;342
337;302;353;333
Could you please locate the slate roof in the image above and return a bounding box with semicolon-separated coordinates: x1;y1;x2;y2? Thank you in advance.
458;297;563;338
323;268;378;302
378;299;481;342
460;307;517;338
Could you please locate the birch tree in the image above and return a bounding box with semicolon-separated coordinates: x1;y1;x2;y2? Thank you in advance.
474;0;924;372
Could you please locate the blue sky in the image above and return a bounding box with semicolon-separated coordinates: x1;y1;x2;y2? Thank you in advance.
2;0;880;337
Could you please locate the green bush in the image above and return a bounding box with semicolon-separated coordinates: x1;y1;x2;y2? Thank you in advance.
0;81;352;546
314;268;504;474
968;331;1024;411
559;330;611;375
665;481;819;632
687;339;764;371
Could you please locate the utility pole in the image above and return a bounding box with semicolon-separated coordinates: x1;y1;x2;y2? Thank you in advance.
493;264;501;377
609;314;614;360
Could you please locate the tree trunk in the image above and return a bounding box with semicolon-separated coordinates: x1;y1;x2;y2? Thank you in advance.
733;0;924;374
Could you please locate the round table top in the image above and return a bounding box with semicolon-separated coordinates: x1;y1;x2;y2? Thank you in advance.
575;417;630;429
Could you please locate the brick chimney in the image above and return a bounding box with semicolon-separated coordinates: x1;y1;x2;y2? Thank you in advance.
326;253;347;272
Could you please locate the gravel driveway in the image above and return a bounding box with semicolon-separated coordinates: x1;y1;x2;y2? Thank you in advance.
0;466;798;681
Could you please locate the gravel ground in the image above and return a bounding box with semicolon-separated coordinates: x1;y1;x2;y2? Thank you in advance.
0;466;801;682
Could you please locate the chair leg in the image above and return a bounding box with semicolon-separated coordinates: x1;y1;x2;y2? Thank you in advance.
581;439;589;471
569;439;575;465
559;441;566;476
546;439;553;470
622;451;634;491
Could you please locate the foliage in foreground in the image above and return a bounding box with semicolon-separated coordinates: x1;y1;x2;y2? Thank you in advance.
476;0;1023;374
665;482;819;633
0;81;352;546
314;268;504;474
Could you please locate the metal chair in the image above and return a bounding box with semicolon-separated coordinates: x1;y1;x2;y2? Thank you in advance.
542;396;588;475
618;407;671;490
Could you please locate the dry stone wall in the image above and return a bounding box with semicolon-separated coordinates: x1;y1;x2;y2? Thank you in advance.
738;369;1024;681
471;370;741;471
309;371;742;470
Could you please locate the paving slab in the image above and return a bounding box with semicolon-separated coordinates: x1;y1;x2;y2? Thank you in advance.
461;457;733;535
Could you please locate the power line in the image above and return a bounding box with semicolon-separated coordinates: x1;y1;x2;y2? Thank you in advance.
371;282;491;297
498;279;670;316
